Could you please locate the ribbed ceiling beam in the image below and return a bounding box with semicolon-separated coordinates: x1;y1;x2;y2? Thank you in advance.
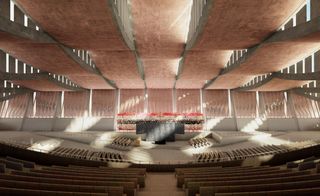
0;11;116;89
0;71;86;91
292;89;320;101
108;0;146;87
235;71;320;91
204;16;320;89
175;0;212;84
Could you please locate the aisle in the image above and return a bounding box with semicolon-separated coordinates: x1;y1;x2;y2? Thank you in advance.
139;172;185;196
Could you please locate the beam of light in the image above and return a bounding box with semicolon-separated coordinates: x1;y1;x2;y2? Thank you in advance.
175;57;182;76
170;58;183;76
181;142;211;157
248;132;291;145
126;147;153;164
240;98;294;145
242;120;293;146
240;115;267;133
137;140;157;150
241;97;286;133
27;139;62;153
90;132;113;149
119;95;144;113
204;117;225;131
146;123;177;141
168;0;193;42
177;92;202;114
64;111;102;132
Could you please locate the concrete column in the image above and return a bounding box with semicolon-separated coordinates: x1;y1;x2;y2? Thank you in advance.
315;51;320;71
0;51;6;73
172;88;176;112
82;50;85;60
0;0;10;20
27;18;37;29
311;0;320;19
20;93;33;131
289;64;295;73
200;89;204;114
297;60;303;73
229;90;239;131
296;5;306;25
287;91;301;131
25;64;32;74
284;18;293;29
305;55;312;73
314;50;320;87
144;88;148;113
258;92;269;131
51;92;61;131
9;56;15;73
230;53;234;64
14;5;24;25
283;67;288;74
113;89;120;131
200;89;206;131
237;50;241;59
17;60;23;73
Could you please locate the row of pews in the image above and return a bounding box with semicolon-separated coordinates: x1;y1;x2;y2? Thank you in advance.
189;138;210;148
0;140;126;162
194;140;317;162
50;147;125;162
0;156;146;196
175;158;320;196
111;136;133;151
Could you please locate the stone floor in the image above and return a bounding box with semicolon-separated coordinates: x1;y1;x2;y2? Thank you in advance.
139;172;185;196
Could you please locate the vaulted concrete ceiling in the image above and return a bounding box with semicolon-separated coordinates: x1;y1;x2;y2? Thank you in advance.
8;0;314;90
177;0;306;89
16;0;144;88
131;0;191;88
208;17;320;89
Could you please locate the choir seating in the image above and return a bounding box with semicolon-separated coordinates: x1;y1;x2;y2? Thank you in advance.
0;156;146;196
189;138;210;148
111;136;134;150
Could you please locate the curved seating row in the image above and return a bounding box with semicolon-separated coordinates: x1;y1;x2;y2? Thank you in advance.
0;156;146;196
195;141;317;163
111;136;133;150
0;139;126;162
175;162;320;196
189;138;210;148
195;144;288;162
50;147;125;162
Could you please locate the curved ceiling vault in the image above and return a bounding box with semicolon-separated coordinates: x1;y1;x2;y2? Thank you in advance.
177;0;306;89
131;0;192;88
13;0;311;90
16;0;144;89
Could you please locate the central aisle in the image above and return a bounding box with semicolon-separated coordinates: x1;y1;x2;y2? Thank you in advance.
139;172;185;196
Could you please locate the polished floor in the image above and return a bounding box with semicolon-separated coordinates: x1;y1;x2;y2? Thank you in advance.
139;173;184;196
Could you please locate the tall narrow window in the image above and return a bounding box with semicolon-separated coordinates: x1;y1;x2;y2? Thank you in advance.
9;0;14;22
228;89;232;117
311;53;315;72
306;0;311;21
24;15;28;27
5;54;9;73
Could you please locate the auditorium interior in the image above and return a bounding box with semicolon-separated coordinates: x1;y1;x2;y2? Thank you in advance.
0;0;320;195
